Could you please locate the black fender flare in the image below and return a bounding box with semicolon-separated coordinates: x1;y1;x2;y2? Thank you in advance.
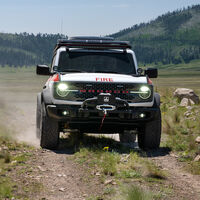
41;88;53;104
153;92;160;107
37;92;42;105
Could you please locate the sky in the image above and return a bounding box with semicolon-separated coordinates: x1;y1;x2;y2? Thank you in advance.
0;0;200;37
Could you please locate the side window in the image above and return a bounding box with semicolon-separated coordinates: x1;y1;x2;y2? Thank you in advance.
51;54;57;71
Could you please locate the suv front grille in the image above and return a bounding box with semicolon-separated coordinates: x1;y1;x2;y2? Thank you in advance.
54;82;153;103
76;82;137;101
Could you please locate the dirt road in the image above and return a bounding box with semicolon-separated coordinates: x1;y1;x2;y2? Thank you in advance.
0;72;105;199
0;71;200;199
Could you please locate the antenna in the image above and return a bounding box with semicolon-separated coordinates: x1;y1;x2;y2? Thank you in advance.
61;18;63;36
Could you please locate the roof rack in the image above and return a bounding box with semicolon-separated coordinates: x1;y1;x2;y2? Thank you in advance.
69;36;114;41
54;37;132;52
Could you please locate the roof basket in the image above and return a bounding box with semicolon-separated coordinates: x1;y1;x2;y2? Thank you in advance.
54;36;131;51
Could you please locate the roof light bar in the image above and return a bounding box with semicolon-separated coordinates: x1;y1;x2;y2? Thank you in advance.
69;36;114;41
54;38;132;51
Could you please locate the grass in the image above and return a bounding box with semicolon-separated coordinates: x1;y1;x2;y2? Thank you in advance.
101;152;120;176
0;124;41;199
0;177;13;199
70;134;167;199
0;64;200;198
74;147;120;176
142;59;200;72
125;186;152;200
160;87;200;174
144;160;167;180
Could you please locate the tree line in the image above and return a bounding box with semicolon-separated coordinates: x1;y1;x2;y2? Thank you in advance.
0;4;200;67
0;33;64;67
111;5;200;65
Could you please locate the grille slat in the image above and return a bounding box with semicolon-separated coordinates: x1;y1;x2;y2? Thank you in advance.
75;82;137;101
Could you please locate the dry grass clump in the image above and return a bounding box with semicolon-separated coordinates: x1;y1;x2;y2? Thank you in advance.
161;88;200;174
125;185;152;200
144;160;167;180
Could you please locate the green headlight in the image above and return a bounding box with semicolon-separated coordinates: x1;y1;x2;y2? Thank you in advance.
139;86;151;99
56;83;69;97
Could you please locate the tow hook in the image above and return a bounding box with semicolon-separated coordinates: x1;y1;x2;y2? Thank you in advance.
96;104;116;113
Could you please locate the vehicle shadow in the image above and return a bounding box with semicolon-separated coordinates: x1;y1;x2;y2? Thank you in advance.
53;133;171;157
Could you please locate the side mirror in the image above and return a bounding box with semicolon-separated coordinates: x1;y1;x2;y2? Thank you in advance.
36;65;51;75
137;68;143;76
145;68;158;78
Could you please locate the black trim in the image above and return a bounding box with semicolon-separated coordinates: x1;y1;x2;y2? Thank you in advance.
54;39;131;52
46;104;158;121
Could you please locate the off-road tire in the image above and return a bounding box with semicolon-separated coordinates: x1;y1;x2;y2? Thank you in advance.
36;93;41;138
138;108;161;150
119;130;136;143
39;103;59;149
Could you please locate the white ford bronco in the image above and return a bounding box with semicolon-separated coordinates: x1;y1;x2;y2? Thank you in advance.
36;36;161;150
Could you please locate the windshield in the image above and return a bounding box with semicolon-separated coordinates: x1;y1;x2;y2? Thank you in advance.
57;50;135;74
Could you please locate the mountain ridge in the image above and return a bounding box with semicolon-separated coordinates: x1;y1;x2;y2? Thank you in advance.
0;5;199;66
109;4;200;65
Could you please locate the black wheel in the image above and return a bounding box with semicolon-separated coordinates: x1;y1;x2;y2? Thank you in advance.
119;130;136;143
36;93;41;139
138;108;161;150
39;103;59;149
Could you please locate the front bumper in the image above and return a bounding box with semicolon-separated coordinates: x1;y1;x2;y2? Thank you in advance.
46;104;159;132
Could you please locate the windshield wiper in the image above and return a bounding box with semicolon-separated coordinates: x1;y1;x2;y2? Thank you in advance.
94;70;119;74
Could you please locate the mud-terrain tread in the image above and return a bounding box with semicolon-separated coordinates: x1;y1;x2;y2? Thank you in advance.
40;103;59;150
119;131;136;143
138;108;161;150
36;93;41;138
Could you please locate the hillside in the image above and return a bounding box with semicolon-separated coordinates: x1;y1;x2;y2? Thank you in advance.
0;5;200;67
0;33;63;66
110;5;200;65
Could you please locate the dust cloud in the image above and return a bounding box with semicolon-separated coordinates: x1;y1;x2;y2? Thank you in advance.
0;93;39;147
0;71;45;147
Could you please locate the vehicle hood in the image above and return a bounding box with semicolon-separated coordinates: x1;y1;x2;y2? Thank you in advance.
60;73;147;84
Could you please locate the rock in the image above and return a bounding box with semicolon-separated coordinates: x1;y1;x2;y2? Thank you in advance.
194;155;200;162
170;152;178;158
95;172;101;176
186;106;193;111
174;88;200;104
195;136;200;144
169;106;177;109
180;98;189;107
104;179;117;185
104;179;113;185
3;146;8;150
11;160;17;165
57;174;66;177
184;111;191;117
189;99;195;105
38;166;46;172
59;187;65;192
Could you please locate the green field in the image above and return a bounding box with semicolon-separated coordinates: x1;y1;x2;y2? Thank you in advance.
0;65;199;96
155;74;200;94
0;65;199;199
145;60;200;94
